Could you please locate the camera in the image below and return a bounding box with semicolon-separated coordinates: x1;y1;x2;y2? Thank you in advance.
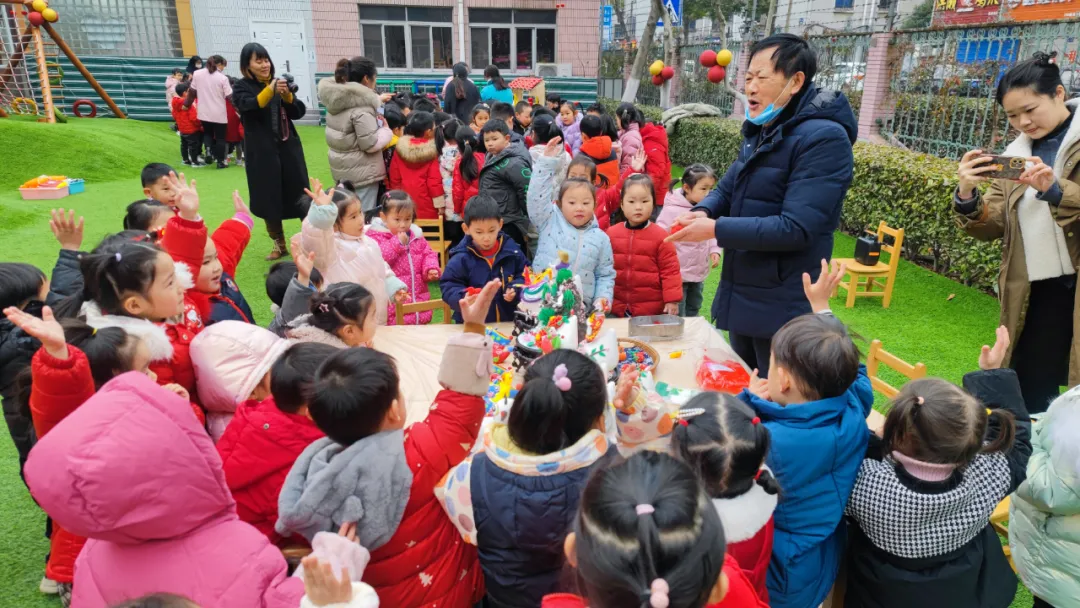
281;73;299;94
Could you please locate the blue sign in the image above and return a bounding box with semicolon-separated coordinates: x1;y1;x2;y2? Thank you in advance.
657;0;681;26
602;5;613;43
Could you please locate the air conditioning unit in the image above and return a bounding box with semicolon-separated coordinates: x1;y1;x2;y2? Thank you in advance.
537;63;573;77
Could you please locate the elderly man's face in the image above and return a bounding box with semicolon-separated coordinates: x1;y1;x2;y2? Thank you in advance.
744;46;804;120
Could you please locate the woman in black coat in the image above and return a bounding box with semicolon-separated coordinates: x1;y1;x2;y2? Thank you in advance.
444;62;481;124
231;42;311;260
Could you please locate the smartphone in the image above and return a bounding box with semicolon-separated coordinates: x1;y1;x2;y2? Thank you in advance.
984;155;1028;180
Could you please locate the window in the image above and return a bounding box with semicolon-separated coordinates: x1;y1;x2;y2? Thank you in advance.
359;5;454;70
469;9;557;72
834;0;855;8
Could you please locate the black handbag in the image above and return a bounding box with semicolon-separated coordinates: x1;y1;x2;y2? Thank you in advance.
855;232;882;266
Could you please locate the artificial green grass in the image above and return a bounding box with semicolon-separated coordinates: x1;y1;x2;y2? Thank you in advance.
0;119;1028;607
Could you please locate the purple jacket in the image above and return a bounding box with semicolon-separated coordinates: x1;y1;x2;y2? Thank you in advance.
25;372;304;608
561;113;584;156
656;188;722;283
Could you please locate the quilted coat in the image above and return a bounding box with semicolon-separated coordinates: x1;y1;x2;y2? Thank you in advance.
606;221;683;317
276;331;492;608
527;154;616;305
28;346;96;584
388;135;444;220
560;112;583;156
640;123;672;206
451;152;486;216
299;202;408;325
478;143;533;245
739;366;872;608
186;214;255;326
440;235;528;324
171;96;201;135
190;321;290;441
366;218;442;325
216;396;324;544
617;123;643;174
318;78;393;189
692;85;857;339
1011;386;1080;608
656;188;722;283
25;372;305;608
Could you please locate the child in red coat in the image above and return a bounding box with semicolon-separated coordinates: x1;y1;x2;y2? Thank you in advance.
451;125;485;243
171;82;203;167
276;281;503;607
388;111;445;220
216;342;335;546
541;452;768;608
225;90;245;166
605;174;682;317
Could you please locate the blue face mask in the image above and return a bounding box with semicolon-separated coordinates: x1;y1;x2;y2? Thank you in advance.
745;78;795;126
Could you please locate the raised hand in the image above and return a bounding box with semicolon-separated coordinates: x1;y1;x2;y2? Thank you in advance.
301;556;353;607
460;279;501;326
748;369;770;401
166;172;199;220
3;305;67;360
979;325;1011;371
304;177;335;207
613;367;640;412
543;136;564;158
50;208;84;251
802;259;845;314
631;148;647;173
232;190;251;216
291;240;317;287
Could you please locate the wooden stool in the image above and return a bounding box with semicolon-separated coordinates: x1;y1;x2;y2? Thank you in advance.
834;222;905;308
395;299;453;325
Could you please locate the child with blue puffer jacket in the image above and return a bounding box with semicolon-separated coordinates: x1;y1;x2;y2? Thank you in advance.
527;136;616;312
738;260;872;608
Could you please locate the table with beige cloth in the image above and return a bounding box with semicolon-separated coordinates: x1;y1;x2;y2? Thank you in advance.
372;316;885;431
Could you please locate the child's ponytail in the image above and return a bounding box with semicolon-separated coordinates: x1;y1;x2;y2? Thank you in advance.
674;163;717;194
982;408;1017;455
60;319;138;388
457;125;482;183
508;350;606;454
307;282;374;336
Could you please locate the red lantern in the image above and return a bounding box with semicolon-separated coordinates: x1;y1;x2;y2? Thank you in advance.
661;66;675;81
28;11;45;26
699;49;718;68
651;74;665;86
707;65;726;84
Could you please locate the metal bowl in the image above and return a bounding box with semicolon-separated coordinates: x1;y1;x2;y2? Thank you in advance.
628;314;685;341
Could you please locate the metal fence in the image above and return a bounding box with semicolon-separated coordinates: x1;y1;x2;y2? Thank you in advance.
882;21;1080;158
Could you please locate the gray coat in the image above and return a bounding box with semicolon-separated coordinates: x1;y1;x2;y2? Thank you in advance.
318;79;392;188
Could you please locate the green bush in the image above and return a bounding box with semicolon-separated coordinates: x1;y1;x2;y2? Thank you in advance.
599;97;1003;291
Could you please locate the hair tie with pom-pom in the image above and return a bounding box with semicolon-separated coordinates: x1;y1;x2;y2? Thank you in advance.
318;302;330;313
635;504;655;516
751;416;761;425
649;579;670;608
552;363;572;391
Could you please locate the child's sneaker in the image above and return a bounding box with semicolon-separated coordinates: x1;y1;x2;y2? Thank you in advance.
39;577;59;594
57;583;72;607
182;160;193;167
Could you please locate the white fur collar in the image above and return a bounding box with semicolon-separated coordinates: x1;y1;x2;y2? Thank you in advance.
80;301;174;362
711;474;778;543
367;218;424;240
174;259;194;291
285;315;349;349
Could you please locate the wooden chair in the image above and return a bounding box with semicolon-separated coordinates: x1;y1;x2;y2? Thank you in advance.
416;219;449;269
866;339;927;402
991;496;1018;573
395;299;453;325
833;221;905;308
280;545;312;575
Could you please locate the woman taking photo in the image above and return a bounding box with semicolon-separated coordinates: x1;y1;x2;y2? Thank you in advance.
232;42;311;260
955;50;1080;413
318;57;393;215
444;62;481;123
184;55;231;169
480;65;514;105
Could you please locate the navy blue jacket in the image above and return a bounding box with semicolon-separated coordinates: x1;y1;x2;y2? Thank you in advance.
694;84;857;338
440;234;528;323
206;273;255;325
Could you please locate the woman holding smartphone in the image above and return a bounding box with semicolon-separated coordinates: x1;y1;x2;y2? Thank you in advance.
955;50;1080;415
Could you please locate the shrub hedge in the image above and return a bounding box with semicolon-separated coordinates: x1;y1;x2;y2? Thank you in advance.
599;98;1003;291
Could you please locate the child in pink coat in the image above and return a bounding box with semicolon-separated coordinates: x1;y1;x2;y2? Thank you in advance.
24;372;306;608
365;191;442;325
656;164;721;317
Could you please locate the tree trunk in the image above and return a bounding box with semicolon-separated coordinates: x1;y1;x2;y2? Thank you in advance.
611;0;634;80
622;0;664;103
765;0;779;35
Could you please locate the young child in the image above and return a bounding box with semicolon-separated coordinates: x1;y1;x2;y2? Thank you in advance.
542;451;767;608
381;104;407;194
171;83;203;167
513;100;532;136
438;118;465;243
606;174;682;317
559;101;584;155
1012;386;1080;608
186;191;255;325
491;102;524;146
578;115;621;192
438;349;615;608
300;178;408;325
640;120;672;213
739;261;871;608
477;120;533;258
24;372;307;607
566;155;631;231
845;331;1031;608
388;111;445;220
216;342;336;545
141;163;182;208
441;195;527;324
275;280;501;607
528;115;571;193
285;283;377;349
656;164;721;317
672;392;778;603
545;93;562;111
265;256;323;337
123;199;173;233
166;68;183;110
470;103;491;134
366;192;442;325
614;103;644;174
528;138;615;311
189;321;289;441
451;125;485;230
225;88;245;167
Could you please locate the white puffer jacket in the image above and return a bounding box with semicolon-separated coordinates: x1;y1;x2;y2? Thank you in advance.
318;79;393;188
